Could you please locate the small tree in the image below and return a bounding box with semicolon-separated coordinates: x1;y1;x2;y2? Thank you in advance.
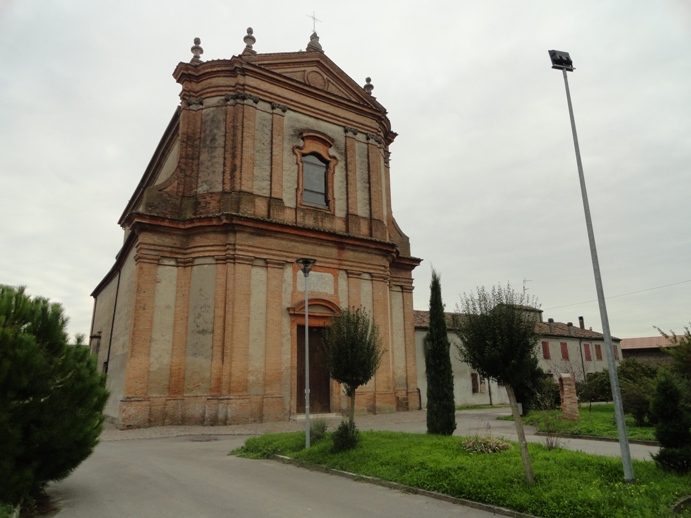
452;284;540;484
424;270;456;435
0;286;109;507
323;308;385;428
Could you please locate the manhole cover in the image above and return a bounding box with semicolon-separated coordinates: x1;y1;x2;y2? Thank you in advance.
187;436;220;442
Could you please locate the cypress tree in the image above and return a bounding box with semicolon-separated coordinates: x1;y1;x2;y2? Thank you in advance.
424;270;456;435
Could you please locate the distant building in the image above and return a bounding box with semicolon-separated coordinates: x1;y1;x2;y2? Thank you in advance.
621;335;674;367
90;30;420;428
414;311;621;408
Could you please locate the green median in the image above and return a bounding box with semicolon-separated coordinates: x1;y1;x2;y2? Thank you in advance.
232;430;689;518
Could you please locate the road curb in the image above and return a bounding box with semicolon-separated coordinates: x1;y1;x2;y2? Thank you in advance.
271;454;539;518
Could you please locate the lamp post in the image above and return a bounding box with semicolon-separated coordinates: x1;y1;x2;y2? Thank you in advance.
549;50;635;482
296;258;316;449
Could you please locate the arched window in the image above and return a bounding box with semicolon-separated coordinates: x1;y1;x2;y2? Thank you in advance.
294;131;337;212
302;153;328;206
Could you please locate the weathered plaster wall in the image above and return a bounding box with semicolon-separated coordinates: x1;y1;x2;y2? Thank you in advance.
153;139;180;186
355;140;370;218
147;259;177;396
248;260;268;395
103;247;137;417
183;258;216;395
254;108;272;197
197;106;225;194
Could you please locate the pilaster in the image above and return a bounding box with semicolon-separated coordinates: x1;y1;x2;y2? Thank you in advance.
269;103;287;221
371;273;394;410
344;128;360;234
263;259;288;421
123;253;159;398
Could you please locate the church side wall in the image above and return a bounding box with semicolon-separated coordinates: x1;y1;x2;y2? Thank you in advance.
102;247;137;418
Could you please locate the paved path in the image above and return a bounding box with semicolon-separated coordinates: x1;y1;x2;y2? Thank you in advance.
98;407;658;460
49;408;658;517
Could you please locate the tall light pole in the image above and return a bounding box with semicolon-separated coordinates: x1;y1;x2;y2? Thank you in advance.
296;258;316;449
549;50;635;482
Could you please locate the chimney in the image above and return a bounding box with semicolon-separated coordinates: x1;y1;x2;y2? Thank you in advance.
578;316;585;329
548;318;554;333
567;322;574;336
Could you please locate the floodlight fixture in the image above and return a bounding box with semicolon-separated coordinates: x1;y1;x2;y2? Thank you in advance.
548;49;574;71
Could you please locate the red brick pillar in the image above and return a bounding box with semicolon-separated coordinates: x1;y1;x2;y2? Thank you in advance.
559;373;579;420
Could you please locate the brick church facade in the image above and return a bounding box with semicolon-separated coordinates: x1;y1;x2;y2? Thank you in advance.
90;30;421;428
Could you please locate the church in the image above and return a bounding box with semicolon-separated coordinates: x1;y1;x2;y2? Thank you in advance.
90;29;421;428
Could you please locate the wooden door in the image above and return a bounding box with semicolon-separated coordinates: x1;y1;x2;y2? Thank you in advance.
296;326;331;413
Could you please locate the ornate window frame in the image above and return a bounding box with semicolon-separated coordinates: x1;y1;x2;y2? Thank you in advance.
294;131;338;212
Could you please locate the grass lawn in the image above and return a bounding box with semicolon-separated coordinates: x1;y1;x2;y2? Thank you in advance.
232;430;690;518
504;404;656;442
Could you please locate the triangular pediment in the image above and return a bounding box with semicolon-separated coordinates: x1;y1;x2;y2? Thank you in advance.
242;51;385;112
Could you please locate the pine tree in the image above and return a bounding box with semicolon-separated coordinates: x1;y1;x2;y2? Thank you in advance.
424;270;456;435
0;286;109;506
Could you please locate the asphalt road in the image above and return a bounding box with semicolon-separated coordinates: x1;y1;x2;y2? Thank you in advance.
49;435;503;517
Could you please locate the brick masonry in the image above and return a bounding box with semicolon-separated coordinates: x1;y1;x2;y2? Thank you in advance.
91;37;421;428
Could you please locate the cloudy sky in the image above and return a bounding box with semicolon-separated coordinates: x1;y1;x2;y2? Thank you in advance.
1;1;689;340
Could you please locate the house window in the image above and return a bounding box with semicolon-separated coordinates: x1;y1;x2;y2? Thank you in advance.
302;154;328;206
560;342;569;360
595;344;602;361
294;131;337;212
541;341;551;359
471;373;479;394
613;344;619;360
584;343;592;361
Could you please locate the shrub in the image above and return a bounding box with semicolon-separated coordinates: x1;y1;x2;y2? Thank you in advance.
620;380;653;427
577;370;612;405
652;445;691;474
0;286;109;506
461;435;513;454
332;420;359;452
650;370;691;473
618;359;657;427
310;417;328;443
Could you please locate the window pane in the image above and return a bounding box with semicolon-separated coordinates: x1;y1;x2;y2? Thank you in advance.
302;154;327;206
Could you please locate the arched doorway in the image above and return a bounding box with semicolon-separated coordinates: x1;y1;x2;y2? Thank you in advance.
290;299;340;415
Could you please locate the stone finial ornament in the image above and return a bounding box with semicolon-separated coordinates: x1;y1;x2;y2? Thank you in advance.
190;37;203;64
306;32;323;52
242;27;257;55
364;77;374;95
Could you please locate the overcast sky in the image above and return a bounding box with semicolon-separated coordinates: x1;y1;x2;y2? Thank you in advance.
1;1;689;340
